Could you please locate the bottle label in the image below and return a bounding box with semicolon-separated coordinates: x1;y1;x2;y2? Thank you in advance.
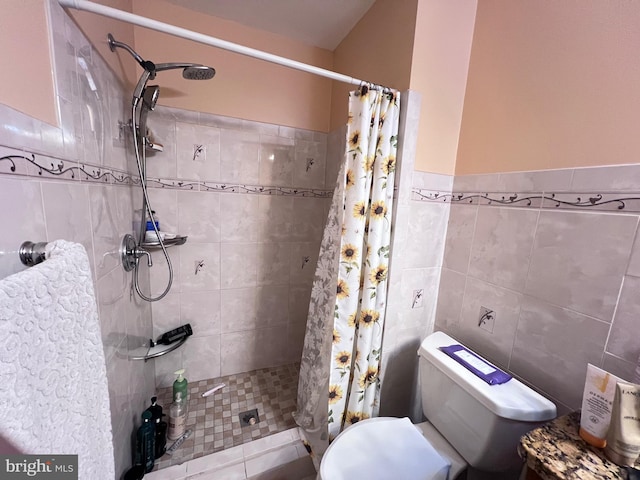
168;413;186;440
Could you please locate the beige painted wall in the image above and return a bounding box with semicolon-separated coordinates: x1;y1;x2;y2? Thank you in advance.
131;0;333;132
410;0;477;174
456;0;640;175
0;0;57;126
330;0;418;131
67;0;137;89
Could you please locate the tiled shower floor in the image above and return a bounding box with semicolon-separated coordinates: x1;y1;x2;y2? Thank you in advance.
153;362;299;471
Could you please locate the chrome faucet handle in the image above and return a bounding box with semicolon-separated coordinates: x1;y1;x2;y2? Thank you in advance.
136;247;153;267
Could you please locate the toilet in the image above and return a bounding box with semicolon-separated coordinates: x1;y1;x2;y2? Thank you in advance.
320;331;557;480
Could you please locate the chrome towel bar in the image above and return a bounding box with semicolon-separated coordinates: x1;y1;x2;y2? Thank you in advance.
19;241;48;267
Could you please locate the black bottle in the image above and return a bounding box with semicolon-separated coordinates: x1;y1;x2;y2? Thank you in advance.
136;411;155;473
146;396;167;459
154;417;167;459
156;324;193;345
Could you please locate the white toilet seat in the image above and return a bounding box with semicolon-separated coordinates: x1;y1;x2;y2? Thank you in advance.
319;417;458;480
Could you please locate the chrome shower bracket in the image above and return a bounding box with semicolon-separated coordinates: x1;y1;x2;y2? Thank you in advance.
120;234;153;272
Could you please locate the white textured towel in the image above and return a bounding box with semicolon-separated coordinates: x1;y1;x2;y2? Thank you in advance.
0;240;114;479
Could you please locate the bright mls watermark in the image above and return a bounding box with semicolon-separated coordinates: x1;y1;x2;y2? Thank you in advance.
1;455;77;479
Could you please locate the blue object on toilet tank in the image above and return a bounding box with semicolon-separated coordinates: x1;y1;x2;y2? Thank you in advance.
439;344;512;385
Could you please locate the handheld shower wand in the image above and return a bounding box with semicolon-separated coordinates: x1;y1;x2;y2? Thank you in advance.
107;33;216;302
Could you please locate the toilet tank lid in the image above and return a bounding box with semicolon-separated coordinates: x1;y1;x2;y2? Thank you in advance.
418;332;557;422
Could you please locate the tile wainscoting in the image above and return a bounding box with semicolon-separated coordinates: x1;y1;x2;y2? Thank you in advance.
421;166;640;413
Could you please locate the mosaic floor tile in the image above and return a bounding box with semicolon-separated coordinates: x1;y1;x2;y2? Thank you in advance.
153;362;299;471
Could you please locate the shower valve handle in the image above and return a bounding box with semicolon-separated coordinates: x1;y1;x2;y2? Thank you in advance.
136;247;153;267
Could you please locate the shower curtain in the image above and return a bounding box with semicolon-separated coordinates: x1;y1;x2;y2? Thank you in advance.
294;86;400;469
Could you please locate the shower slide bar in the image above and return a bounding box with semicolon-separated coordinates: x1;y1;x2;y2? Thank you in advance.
57;0;396;92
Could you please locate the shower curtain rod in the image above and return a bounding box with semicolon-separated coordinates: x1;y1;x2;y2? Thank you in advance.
58;0;395;92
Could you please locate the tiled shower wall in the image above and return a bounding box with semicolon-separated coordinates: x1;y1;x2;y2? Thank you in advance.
0;2;154;478
144;107;338;387
432;167;640;414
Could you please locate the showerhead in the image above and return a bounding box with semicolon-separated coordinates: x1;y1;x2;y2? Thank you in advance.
154;63;216;80
106;34;217;108
143;86;160;110
183;65;216;80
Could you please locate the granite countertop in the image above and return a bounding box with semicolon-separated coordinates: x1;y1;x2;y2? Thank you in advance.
519;411;639;480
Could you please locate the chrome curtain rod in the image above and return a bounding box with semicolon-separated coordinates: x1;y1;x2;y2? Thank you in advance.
58;0;395;92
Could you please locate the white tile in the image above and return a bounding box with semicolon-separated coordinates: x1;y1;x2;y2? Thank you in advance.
259;135;294;187
220;326;289;376
186;462;246;480
178;191;221;243
605;275;640;363
290;197;325;243
88;185;124;279
412;171;453;191
625;226;640;277
146;115;178;179
496;169;573;193
325;126;346;190
185;445;244;476
570;164;640;192
453;173;500;192
183;334;221;382
602;354;637;383
220;194;261;243
442;204;478;274
220;243;257;289
288;285;311;326
220;129;260;184
258;196;293;242
179;242;221;292
150;291;181;339
41;181;94;267
293;139;327;189
288;242;319;285
176;122;221;181
244;445;299;477
456;277;523;369
145;463;187;480
97;265;129;361
242;429;295;459
0;105;43;153
146;188;179;237
434;268;467;335
525;210;637;321
0;178;46;276
468;207;539;291
220;287;258;333
403;201;449;269
511;296;610;409
148;248;182;297
181;290;221;337
257;243;291;286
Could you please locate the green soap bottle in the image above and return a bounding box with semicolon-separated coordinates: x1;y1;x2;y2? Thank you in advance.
173;369;188;405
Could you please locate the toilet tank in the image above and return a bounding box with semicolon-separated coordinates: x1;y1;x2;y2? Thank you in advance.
418;331;556;472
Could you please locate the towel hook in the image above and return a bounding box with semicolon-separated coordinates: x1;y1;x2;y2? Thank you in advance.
19;241;48;267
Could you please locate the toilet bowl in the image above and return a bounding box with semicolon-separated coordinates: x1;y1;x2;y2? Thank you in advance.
319;331;557;479
319;417;466;480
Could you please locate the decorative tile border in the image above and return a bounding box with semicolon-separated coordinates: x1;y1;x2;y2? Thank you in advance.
0;146;332;198
412;188;640;213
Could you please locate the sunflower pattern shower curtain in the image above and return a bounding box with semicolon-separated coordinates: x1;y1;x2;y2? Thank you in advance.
294;86;400;469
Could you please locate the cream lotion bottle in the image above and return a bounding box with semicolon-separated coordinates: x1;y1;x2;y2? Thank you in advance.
605;381;640;466
579;364;623;448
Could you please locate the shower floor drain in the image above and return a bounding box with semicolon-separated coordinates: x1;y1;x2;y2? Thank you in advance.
239;408;260;427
